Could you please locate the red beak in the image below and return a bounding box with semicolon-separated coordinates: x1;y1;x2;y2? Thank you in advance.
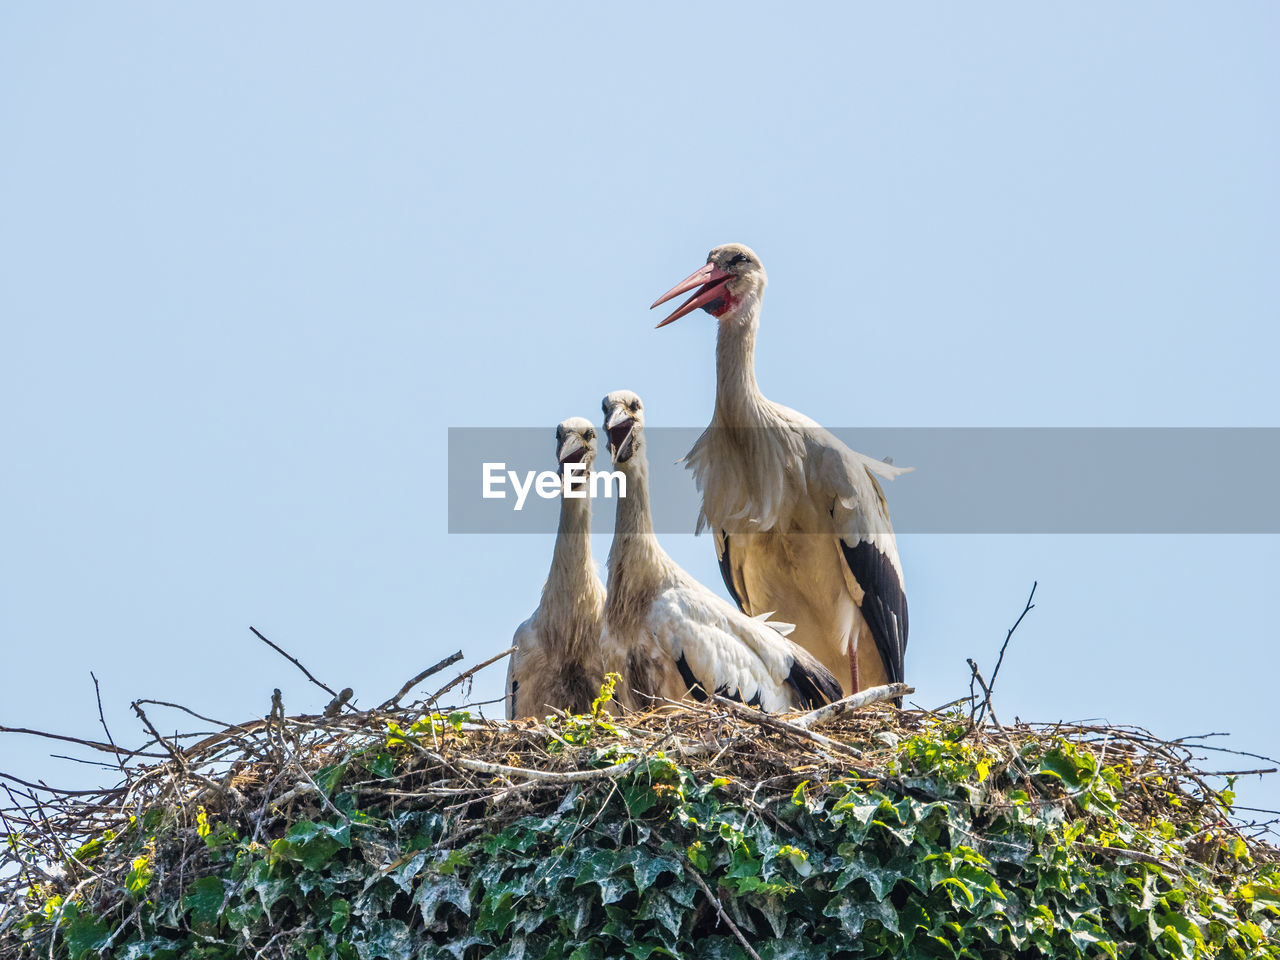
650;262;732;328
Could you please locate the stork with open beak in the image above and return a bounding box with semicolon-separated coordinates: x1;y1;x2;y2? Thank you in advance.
651;244;909;699
600;390;842;713
506;418;609;719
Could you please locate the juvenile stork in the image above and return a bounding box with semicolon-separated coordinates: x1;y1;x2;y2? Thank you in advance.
506;418;608;719
651;244;909;698
600;390;841;713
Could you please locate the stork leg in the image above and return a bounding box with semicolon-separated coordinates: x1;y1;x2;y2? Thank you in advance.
848;632;861;694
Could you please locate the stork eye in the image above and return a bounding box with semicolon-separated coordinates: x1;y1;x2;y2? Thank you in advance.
585;429;595;440
729;253;749;266
629;400;641;412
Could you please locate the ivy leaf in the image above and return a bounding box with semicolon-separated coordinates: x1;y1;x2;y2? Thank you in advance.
570;892;596;935
181;875;225;927
277;819;352;871
316;762;348;795
759;940;831;960
475;890;518;938
115;937;183;960
329;898;351;933
822;894;900;937
598;874;632;906
1039;747;1088;792
244;860;292;917
619;847;681;888
354;918;413;960
365;752;396;779
636;889;683;940
385;850;428;893
755;893;788;938
61;912;113;960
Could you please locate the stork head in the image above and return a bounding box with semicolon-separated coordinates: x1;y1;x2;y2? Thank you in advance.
650;243;767;328
554;416;597;477
601;390;645;466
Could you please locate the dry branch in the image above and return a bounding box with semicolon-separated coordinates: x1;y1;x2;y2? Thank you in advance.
793;683;914;729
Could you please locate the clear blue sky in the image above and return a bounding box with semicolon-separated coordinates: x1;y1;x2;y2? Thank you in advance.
2;5;1277;817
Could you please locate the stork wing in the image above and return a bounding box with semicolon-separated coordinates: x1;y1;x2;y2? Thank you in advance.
650;582;841;711
810;432;909;685
506;615;539;720
713;528;749;612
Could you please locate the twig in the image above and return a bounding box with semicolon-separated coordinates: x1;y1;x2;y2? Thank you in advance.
792;684;914;730
428;646;517;703
249;626;339;700
130;703;187;769
378;651;464;711
0;771;113;797
1075;841;1184;875
978;581;1036;724
445;752;643;784
711;696;864;764
0;725;166;760
90;673;125;773
130;703;231;800
684;859;763;960
324;689;354;718
134;699;236;730
966;661;1040;791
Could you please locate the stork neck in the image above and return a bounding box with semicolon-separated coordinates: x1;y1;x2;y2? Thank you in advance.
546;482;594;590
713;311;767;426
539;475;604;660
606;456;673;614
612;457;656;540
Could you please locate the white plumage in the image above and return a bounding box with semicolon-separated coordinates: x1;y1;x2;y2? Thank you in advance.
651;243;909;698
506;417;609;719
599;390;841;713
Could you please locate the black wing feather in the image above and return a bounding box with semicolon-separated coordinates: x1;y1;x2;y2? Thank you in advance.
674;652;763;708
716;531;748;612
839;539;908;685
785;651;843;709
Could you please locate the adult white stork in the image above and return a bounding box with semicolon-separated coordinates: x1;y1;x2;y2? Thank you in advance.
650;244;909;698
506;418;609;720
599;390;842;713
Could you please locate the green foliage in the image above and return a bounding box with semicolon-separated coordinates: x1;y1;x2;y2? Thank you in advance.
4;712;1277;959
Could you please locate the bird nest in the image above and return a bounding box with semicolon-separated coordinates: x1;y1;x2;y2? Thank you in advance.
2;639;1278;959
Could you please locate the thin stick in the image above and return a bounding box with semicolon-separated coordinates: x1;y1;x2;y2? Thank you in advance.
440;750;642;784
685;860;763;960
0;725;165;760
249;626;339;699
429;646;517;703
966;660;1040;791
0;771;113;797
89;673;125;772
978;581;1036;724
130;703;186;768
378;651;464;710
134;699;236;730
711;696;863;763
792;684;914;730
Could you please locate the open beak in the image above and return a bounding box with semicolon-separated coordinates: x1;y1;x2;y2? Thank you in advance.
556;432;587;467
603;405;637;462
650;262;732;328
